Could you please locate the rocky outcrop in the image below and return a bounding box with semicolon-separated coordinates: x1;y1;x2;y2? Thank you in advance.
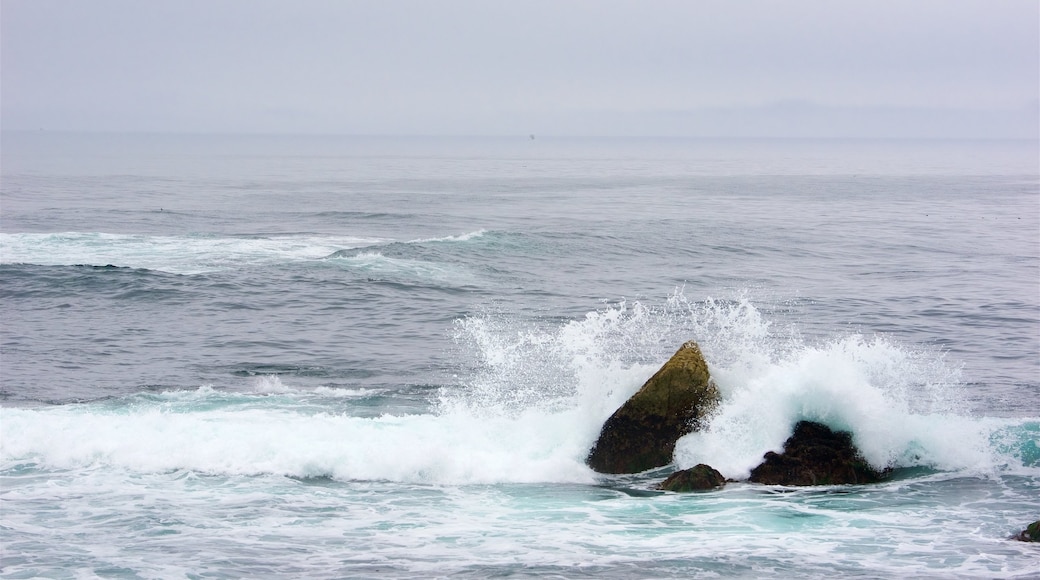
584;341;893;485
658;464;726;492
587;341;720;474
1014;520;1040;542
748;421;889;486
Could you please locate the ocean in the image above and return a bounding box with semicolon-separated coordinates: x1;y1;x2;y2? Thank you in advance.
1;132;1038;578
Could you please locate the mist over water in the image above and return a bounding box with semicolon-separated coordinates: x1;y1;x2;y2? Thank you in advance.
1;133;1037;578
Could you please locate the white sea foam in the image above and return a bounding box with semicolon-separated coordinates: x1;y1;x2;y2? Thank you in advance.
408;229;488;244
0;400;598;484
326;250;478;285
1;294;1035;485
251;375;293;394
673;334;1012;478
449;293;1037;479
251;375;369;397
0;232;382;274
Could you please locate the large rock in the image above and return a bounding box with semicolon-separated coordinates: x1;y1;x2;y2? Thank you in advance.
658;464;726;492
748;421;888;485
587;341;720;474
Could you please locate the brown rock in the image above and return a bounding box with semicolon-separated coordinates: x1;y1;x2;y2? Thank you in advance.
748;421;888;486
586;341;720;474
659;464;726;492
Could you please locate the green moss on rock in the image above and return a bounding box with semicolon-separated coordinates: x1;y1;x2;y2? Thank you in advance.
1014;520;1040;542
586;341;720;474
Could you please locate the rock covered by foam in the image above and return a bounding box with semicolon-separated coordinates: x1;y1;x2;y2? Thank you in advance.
586;341;720;474
748;421;889;485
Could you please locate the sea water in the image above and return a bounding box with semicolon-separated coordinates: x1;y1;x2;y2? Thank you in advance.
1;133;1038;578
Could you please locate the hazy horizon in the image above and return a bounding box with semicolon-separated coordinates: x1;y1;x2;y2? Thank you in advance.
2;0;1037;139
4;129;1040;141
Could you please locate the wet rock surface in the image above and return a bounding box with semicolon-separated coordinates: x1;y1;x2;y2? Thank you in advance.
587;341;720;474
658;464;726;492
1014;520;1040;542
748;421;889;486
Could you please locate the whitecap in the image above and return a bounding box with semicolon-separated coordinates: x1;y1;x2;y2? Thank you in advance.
0;232;382;274
407;229;488;244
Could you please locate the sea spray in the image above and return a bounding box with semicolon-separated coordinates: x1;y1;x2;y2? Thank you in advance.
2;293;1033;485
444;292;799;446
674;334;963;477
448;291;1033;479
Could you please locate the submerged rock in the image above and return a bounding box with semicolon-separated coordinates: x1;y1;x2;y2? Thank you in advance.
659;464;726;492
1014;520;1040;542
587;341;720;474
748;421;888;486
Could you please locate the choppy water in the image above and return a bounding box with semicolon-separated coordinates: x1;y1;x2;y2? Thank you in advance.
1;132;1038;578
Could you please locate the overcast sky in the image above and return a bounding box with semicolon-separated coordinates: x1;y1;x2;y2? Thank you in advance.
2;0;1037;138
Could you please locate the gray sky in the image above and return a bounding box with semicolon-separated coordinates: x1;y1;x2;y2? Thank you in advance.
2;0;1037;137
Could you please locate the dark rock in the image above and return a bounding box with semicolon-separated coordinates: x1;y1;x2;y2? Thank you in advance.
748;421;888;486
1014;520;1040;542
587;341;720;474
659;464;726;492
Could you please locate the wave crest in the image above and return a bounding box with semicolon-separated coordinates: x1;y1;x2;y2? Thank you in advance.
2;292;1035;483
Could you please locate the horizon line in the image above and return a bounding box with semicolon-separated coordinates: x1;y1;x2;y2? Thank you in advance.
2;129;1037;143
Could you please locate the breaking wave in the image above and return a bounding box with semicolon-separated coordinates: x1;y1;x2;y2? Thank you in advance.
2;292;1036;484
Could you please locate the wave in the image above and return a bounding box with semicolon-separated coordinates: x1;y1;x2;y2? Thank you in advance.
325;229;521;259
0;232;384;275
2;293;1036;484
320;230;509;285
407;229;488;244
449;292;1039;478
0;230;499;282
674;335;1038;478
323;250;479;287
0;381;596;485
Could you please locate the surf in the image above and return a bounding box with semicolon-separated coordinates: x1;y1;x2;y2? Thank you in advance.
2;293;1035;485
0;232;384;274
